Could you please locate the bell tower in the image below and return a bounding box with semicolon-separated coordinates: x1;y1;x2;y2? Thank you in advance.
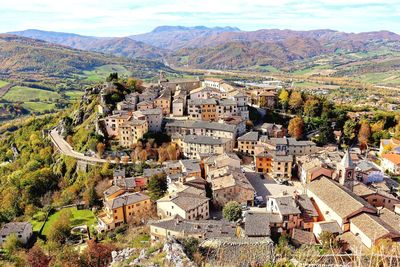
337;149;355;190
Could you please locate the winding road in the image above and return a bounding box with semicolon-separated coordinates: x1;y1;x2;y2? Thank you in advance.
49;129;134;164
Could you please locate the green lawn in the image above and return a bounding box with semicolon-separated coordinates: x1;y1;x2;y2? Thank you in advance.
2;86;61;102
0;80;9;87
32;207;97;237
30;211;47;232
83;64;132;82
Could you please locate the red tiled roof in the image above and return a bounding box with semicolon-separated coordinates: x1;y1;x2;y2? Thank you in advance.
382;154;400;165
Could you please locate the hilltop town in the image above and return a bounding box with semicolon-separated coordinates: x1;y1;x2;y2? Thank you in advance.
2;70;400;266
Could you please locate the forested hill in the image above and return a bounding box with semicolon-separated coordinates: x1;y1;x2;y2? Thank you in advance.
0;34;170;83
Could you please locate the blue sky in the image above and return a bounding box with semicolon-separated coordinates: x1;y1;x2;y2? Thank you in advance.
1;0;399;36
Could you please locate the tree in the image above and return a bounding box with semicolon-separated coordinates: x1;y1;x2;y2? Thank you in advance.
3;233;22;255
303;98;321;117
95;179;111;198
139;149;148;162
278;89;289;110
275;235;292;259
222;201;242;222
288;116;304;140
358;120;371;152
371;120;385;134
83;240;114;267
50;245;83;267
343;120;357;145
396;119;400;138
314;120;335;146
126;77;137;91
180;237;200;261
100;161;112;177
122;156;130;165
48;209;72;244
83;186;98;207
96;142;105;158
245;120;254;131
166;144;178;161
288;91;303;111
26;244;51;267
66;135;73;146
148;173;167;200
319;231;340;251
106;72;118;82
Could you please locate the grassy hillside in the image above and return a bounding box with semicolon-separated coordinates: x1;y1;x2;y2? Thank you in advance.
0;34;170;83
3;86;61;102
0;34;174;120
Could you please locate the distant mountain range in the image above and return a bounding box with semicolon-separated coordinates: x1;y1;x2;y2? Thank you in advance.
7;26;400;71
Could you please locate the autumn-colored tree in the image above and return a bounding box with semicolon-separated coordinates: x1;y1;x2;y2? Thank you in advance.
395;119;400;138
66;135;73;146
358;120;371;152
319;231;340;251
371;120;385;134
278;89;289;110
26;244;51;267
126;77;137;91
148;138;155;148
139;149;148;161
50;245;83;267
96;142;105;158
383;144;393;154
303;98;321;117
122;156;129;165
157;146;168;163
83;240;115;267
288;91;303;111
83;186;98;207
95;179;112;198
114;157;120;165
166;144;178;161
371;238;400;266
288;116;304;140
100;161;112;177
135;79;144;93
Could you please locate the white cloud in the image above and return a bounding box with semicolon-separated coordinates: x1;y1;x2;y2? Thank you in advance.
0;0;399;36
